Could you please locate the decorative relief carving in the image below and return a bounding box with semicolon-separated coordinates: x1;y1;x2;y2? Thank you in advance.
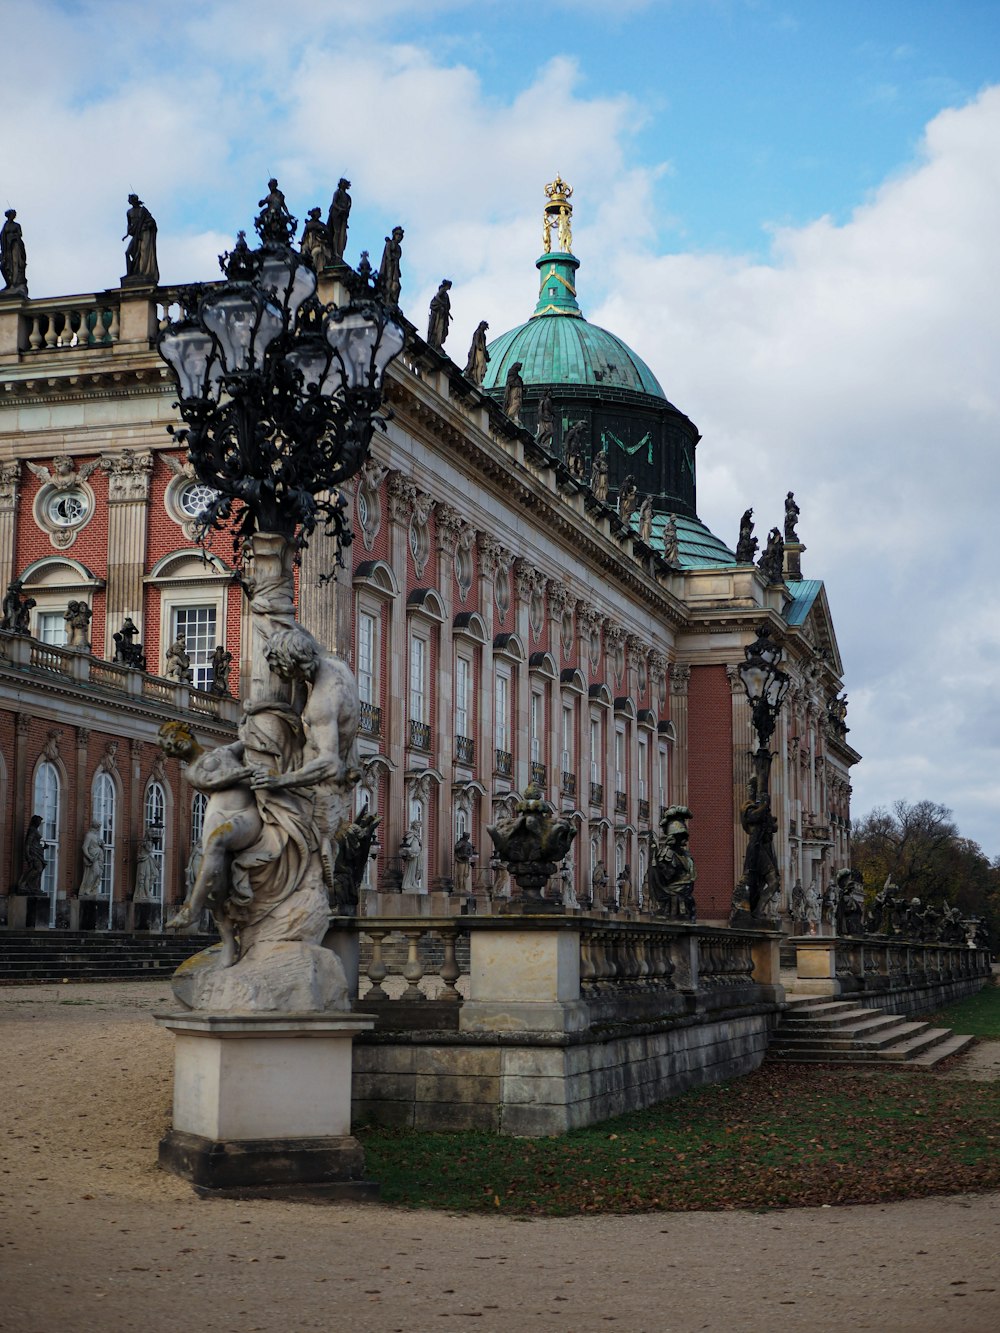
476;532;502;578
647;649;667;682
387;471;417;524
669;662;691;696
626;635;647;672
356;458;387;551
15;712;29;737
151;751;167;785
725;664;742;695
408;492;434;578
435;502;464;555
42;729;60;762
76;727;90;749
514;558;543;604
546;580;572;617
0;460;20;509
101;740;119;773
406;769;437;808
102;449;153;503
130;737;143;762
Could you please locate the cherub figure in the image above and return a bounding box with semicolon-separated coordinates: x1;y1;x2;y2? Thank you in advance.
25;455;101;490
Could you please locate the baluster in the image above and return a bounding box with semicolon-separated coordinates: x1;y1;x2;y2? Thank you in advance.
44;312;59;349
55;309;72;347
366;928;388;997
401;928;425;1000
438;926;461;1002
579;930;596;992
29;315;44;350
589;931;609;992
107;305;120;343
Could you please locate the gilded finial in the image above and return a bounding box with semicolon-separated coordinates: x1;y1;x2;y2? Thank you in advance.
542;175;574;255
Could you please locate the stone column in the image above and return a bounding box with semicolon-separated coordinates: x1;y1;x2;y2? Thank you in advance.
102;450;153;659
10;712;30;889
384;473;416;872
475;533;500;856
546;582;572;805
73;727;90;891
668;662;690;806
0;460;20;595
297;495;343;653
436;504;464;833
727;664;752;884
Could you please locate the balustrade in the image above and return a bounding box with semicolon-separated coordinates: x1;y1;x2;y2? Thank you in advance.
23;298;119;352
359;922;471;1003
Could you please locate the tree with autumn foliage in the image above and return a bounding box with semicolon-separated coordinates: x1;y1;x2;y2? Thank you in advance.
851;800;999;946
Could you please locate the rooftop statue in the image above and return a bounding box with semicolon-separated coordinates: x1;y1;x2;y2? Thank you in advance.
564;420;587;478
377;226;404;307
64;600;92;651
502;361;524;424
123;194;159;285
1;578;34;635
758;526;784;583
0;208;27;297
254;178;296;245
784;490;800;543
464;320;490;385
427;278;453;351
326;178;352;262
618;474;638;526
591;448;609;503
112;616;146;671
661;511;679;563
535;389;555;448
165;632;194;685
735;507;758;563
300;207;334;272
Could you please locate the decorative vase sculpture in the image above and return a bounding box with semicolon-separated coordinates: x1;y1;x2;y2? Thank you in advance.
487;783;577;912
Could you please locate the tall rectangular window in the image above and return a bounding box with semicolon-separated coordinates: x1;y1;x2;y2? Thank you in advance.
638;734;648;801
495;671;510;751
659;747;669;808
37;612;67;646
561;702;573;772
530;691;543;763
409;635;427;723
357;611;377;705
590;716;601;783
455;655;470;736
615;725;626;792
173;606;217;690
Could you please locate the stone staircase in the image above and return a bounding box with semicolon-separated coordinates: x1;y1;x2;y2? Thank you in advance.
768;995;976;1068
0;930;216;984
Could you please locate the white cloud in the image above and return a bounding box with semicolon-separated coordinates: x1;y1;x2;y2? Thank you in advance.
4;5;999;848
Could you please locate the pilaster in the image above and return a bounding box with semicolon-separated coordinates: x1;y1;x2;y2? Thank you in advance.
668;662;690;807
102;450;153;658
0;460;20;596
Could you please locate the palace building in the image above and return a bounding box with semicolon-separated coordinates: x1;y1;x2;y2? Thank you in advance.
0;181;859;931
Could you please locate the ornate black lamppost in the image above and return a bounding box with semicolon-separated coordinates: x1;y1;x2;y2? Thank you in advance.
158;188;404;703
731;622;790;923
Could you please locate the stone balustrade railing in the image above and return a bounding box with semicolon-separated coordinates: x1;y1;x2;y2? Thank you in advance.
0;629;240;724
16;294;121;353
332;914;783;1035
791;932;991;1010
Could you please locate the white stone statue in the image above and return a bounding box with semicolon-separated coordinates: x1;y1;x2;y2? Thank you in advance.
559;858;578;909
77;821;104;899
132;832;160;903
490;853;510;898
165;632;194;684
802;880;820;934
400;820;422;892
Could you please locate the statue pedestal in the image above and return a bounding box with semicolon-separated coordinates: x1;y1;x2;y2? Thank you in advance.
155;1010;376;1197
788;936;841;996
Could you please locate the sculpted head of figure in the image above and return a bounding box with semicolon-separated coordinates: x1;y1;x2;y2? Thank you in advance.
264;626;321;683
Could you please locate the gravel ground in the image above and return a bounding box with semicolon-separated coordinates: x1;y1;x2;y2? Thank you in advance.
2;981;999;1333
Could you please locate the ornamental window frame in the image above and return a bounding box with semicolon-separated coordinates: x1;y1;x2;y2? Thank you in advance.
32;479;96;550
146;550;232;685
19;556;103;649
164;472;220;541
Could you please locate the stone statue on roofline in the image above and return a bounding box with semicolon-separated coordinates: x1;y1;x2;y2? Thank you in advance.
784;491;800;543
464;321;490;385
502;361;524;424
427;279;453;351
591;449;609;503
377;226;404;307
0;209;27;297
618;474;638;526
735;507;757;563
113;616;146;671
758;526;784;583
638;496;654;543
326;178;352;262
254;178;296;246
535;390;555;449
210;644;233;696
1;579;34;635
564;420;587;478
165;632;194;685
123;194;159;285
64;600;93;651
300;208;334;272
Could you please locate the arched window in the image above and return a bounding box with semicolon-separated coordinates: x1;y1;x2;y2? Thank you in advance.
33;762;60;906
191;792;207;849
92;772;117;912
143;781;166;903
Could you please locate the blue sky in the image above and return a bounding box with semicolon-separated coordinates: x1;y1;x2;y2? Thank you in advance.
5;0;1000;853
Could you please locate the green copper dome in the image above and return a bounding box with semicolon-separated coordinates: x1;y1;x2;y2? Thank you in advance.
482;251;667;400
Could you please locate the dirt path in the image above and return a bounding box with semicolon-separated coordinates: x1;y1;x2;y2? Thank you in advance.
2;982;999;1333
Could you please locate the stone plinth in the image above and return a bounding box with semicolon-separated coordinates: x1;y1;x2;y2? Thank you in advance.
789;936;842;996
459;925;588;1033
749;933;785;1003
155;1010;376;1197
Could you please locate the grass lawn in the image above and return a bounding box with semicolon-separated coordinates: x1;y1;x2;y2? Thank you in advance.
360;1061;1000;1215
921;977;1000;1037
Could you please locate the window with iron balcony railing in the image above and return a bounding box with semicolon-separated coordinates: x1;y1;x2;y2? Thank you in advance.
408;719;431;751
615;790;628;815
561;771;576;797
589;781;603;806
494;748;513;777
455;734;475;765
531;761;547;786
638;798;650;821
359;701;382;737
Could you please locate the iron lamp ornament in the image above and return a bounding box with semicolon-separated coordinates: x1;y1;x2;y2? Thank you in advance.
157;219;405;555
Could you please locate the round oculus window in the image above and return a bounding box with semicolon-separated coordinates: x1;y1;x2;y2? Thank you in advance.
178;481;218;518
46;489;89;527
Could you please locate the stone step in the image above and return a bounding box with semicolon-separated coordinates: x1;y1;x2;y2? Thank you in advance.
907;1032;977;1067
781;1013;906;1037
773;1019;928;1050
781;1006;882;1028
875;1027;954;1061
